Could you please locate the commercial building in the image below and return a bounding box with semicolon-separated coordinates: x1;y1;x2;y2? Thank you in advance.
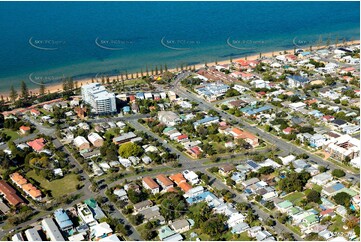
81;83;116;114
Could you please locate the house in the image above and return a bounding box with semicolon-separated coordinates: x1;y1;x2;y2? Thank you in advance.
42;218;65;241
300;214;319;231
30;109;40;116
169;173;187;186
231;222;250;234
10;173;42;201
27;138;46;152
113;188;128;201
229;128;259;147
322;183;345;197
309;134;327;148
158;225;183;241
292;159;309;170
133;200;153;213
142;177;159;194
158;111;181;126
156;174;174;191
179;182;192;193
182;170;199;185
248;226;262;238
90;222;113;240
231;172;246;184
24;228;42;241
87;133;104;147
241;177;260;188
287;75;310;88
112;132;137;145
283;127;294;135
193;116;219;128
319;229;335;240
185;186;204;198
227;212;246;228
310;172;333;186
219;164;235;176
73;136;90;151
19;126;30;135
0;180;24;206
186;146;202;158
256;230;275;241
54;208;73;232
170;219;191;233
275;200;293;213
77;203;97;226
138;205;164;223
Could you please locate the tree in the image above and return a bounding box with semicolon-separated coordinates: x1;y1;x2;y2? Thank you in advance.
258;166;274;175
9;85;18;103
333;192;351;206
39;81;45;96
306;190;321;203
118;142;143;158
20;81;29;98
200;216;226;237
332;169;345;178
318;166;327;173
278;172;311;193
141;230;156;240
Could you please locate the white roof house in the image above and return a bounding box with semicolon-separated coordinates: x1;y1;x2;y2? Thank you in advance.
310;172;333;186
41;218;65;241
182;170;199;185
87;132;104;147
73;136;90;150
24;229;41;241
91;222;113;239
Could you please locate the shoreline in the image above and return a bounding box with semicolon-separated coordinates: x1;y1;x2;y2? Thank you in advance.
1;40;359;100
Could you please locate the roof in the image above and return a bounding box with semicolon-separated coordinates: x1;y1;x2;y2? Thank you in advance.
27;138;45;151
179;182;192;192
20;126;30;131
277;200;293;209
54;209;73;229
42;218;65;241
0;180;24;206
143;177;159;189
156;174;173;187
169;173;186;185
171;219;189;230
133;200;153;210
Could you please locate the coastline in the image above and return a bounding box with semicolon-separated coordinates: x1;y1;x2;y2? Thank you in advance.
1;40;359;100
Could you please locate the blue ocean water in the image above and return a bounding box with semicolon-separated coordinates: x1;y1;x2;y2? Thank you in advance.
0;1;359;91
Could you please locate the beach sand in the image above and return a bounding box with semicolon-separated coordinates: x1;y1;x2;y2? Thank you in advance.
1;40;359;99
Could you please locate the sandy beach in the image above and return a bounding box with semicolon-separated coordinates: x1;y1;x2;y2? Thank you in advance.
1;40;359;100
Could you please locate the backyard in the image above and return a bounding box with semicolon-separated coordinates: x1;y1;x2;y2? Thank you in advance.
26;170;80;198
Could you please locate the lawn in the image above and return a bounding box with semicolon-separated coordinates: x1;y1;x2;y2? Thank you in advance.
3;128;20;140
26;170;80;198
283;192;305;204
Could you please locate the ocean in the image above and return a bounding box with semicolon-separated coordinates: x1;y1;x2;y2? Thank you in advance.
0;1;359;91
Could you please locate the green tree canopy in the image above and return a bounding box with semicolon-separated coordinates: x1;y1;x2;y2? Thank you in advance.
118;142;143;158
